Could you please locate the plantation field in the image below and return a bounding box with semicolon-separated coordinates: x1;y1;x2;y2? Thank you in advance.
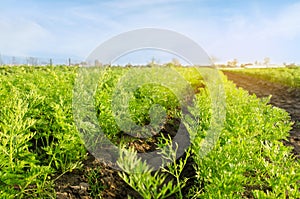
0;65;299;198
225;67;300;88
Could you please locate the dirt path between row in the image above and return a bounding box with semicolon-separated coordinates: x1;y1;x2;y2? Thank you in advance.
223;71;300;159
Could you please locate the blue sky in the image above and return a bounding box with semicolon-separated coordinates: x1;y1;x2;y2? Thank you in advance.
0;0;300;64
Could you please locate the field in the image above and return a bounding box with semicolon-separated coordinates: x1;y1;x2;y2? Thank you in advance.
225;67;300;88
223;67;300;159
0;65;299;198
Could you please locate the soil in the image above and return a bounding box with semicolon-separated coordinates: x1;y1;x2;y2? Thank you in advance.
54;119;197;199
223;71;300;159
55;153;141;199
54;71;300;198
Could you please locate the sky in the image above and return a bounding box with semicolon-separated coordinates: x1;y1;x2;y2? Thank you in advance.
0;0;300;65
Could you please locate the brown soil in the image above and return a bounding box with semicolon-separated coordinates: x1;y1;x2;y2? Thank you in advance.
55;153;142;199
54;119;196;199
223;71;300;159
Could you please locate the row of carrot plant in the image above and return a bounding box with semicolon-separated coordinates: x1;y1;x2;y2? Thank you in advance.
0;65;299;198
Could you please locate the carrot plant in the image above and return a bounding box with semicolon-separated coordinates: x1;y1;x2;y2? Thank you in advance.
117;138;190;199
94;66;189;143
0;65;299;198
188;76;300;198
0;66;86;198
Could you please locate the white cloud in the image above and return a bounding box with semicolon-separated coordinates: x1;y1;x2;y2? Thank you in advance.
0;1;299;64
266;2;300;39
0;17;53;56
103;0;188;10
195;2;300;63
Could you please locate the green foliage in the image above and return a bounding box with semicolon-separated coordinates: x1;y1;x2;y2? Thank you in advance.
129;84;180;126
86;168;105;198
94;67;127;140
172;66;204;91
157;135;191;199
0;66;86;198
189;77;300;198
0;65;298;198
0;90;53;198
95;66;186;142
117;143;187;199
